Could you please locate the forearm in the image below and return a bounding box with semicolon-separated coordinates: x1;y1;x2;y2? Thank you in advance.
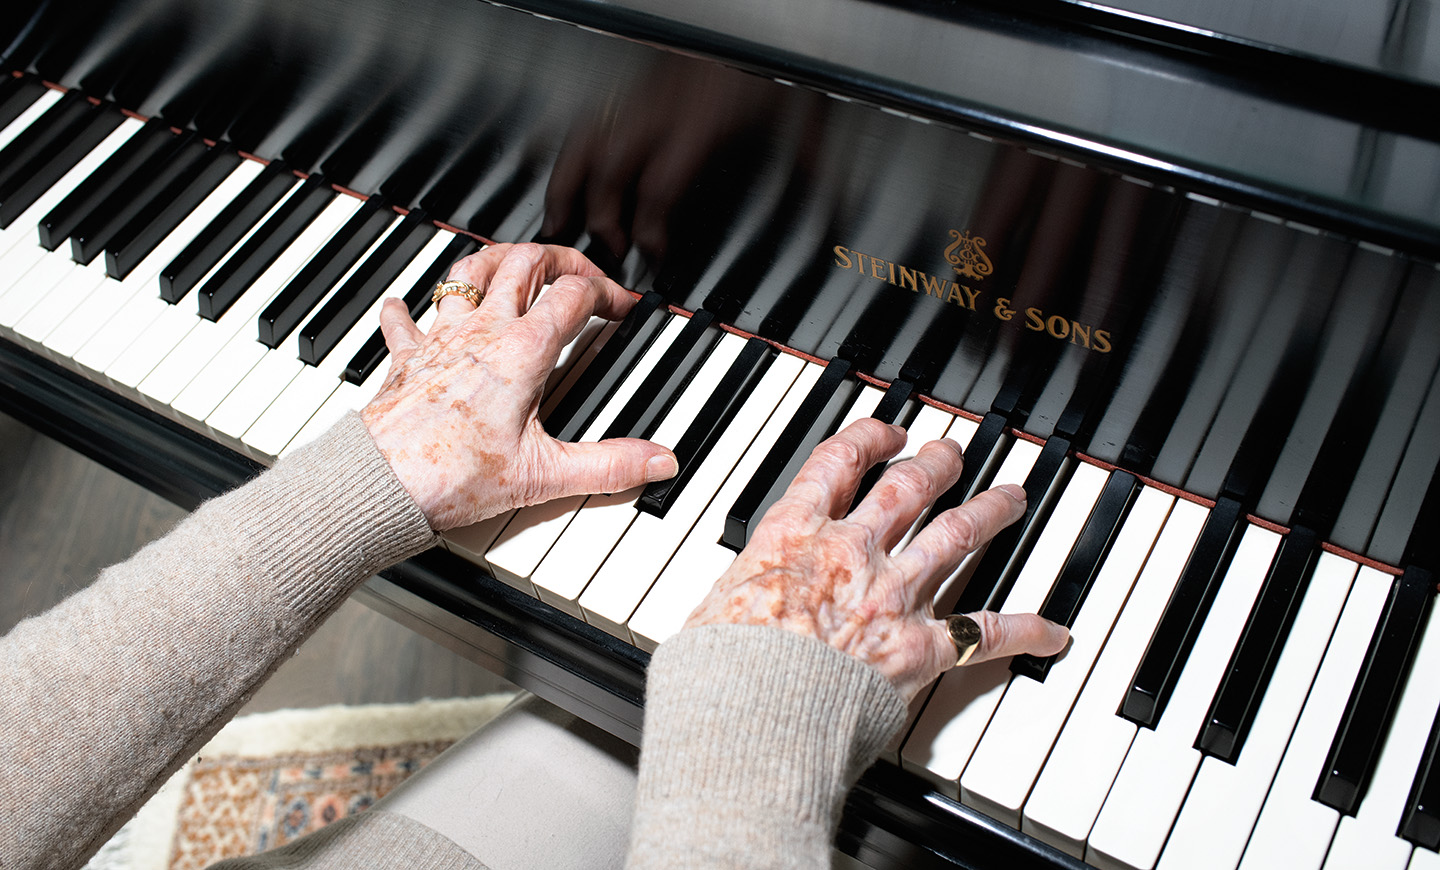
627;625;906;870
0;414;435;870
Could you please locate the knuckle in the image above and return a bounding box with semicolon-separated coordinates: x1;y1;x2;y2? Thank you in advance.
813;436;866;474
947;511;983;553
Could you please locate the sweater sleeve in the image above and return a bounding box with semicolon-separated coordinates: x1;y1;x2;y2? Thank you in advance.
626;624;908;870
0;413;437;870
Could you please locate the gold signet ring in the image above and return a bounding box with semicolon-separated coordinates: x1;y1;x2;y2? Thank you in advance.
946;614;983;668
432;279;484;307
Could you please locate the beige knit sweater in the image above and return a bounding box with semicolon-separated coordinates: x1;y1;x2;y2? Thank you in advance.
0;414;906;870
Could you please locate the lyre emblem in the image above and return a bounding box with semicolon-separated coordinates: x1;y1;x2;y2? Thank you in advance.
944;230;993;280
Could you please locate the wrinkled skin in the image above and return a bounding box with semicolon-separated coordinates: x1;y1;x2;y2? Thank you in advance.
361;243;677;531
686;419;1070;701
362;243;1066;697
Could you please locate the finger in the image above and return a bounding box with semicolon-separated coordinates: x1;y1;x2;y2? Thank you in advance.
531;437;678;505
934;610;1069;667
848;438;964;551
378;297;424;367
520;274;637;365
894;484;1026;601
482;243;607;320
777;418;906;519
432;244;511;330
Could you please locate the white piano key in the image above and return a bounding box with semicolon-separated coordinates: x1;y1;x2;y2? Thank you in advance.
75;172;305;380
1238;566;1392;870
1085;525;1280;870
0;116;144;262
263;230;460;460
571;342;802;632
531;332;747;624
1322;601;1440;870
144;193;362;407
241;214;408;456
1021;498;1206;857
1159;553;1358;870
899;449;1097;798
625;359;826;651
0;87;62;152
43;159;265;359
11;259;110;343
1410;848;1440;870
441;315;617;564
0;252;98;329
483;313;688;588
960;483;1172;827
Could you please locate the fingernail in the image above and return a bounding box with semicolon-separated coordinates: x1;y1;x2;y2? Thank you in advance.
997;483;1027;503
646;453;679;482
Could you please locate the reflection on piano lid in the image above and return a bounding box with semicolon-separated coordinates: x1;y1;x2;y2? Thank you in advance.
1;0;1439;867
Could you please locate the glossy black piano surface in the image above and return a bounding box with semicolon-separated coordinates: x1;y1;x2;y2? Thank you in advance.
2;0;1439;868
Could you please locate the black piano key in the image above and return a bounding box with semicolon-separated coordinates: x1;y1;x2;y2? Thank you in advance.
850;379;917;506
102;143;240;280
297;210;435;366
0;89;92;200
195;174;335;321
637;337;777;519
36;117;172;251
68;129;209;265
1012;469;1141;682
0;77;45;132
159;159;296;303
722;358;857;551
341;234;479;385
952;434;1073;615
0;102;122;229
257;194;395;348
1315;566;1433;814
542;291;669;442
919;411;1010;531
602;309;721;441
1198;525;1320;761
1122;495;1248;728
1400;691;1440;849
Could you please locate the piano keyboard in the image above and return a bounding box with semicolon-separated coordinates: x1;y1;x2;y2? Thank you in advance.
4;78;1440;870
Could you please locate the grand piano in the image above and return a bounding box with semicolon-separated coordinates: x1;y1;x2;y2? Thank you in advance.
2;0;1439;867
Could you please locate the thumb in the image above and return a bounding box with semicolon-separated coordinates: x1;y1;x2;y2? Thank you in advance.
539;437;678;501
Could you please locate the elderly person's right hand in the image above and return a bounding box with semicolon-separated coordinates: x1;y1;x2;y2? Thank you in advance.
685;418;1069;700
361;243;678;532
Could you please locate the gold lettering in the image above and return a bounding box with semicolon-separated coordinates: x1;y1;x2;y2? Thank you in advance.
946;283;970;309
1024;307;1044;330
898;266;919;292
919;272;948;298
887;261;896;285
994;298;1015;321
1094;330;1113;353
1069;322;1090;348
1046;315;1070;339
833;245;853;270
870;257;887;280
855;252;870;274
960;285;981;310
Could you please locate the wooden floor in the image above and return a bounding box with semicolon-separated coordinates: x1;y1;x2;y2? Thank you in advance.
0;412;514;715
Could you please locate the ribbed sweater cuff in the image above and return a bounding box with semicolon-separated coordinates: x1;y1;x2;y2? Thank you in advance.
629;625;906;868
236;411;437;615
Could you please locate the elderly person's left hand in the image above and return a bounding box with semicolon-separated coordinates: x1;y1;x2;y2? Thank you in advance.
361;243;678;531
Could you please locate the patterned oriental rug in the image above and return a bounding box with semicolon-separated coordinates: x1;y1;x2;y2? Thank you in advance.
85;695;515;870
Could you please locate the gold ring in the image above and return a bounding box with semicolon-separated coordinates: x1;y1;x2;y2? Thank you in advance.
946;614;982;668
432;279;484;307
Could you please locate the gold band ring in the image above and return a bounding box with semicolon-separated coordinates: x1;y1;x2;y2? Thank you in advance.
432;279;484;307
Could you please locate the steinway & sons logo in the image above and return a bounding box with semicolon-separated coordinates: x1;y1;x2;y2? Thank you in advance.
830;228;1113;354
